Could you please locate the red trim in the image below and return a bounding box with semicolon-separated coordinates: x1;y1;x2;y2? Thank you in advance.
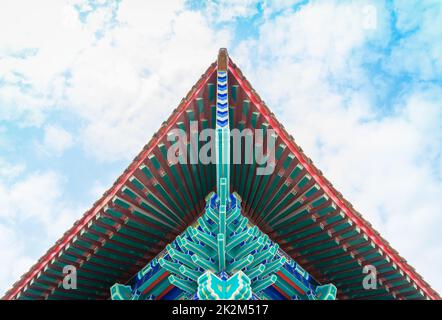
156;284;174;300
276;271;306;295
3;64;217;300
272;284;291;300
229;60;439;300
142;271;170;295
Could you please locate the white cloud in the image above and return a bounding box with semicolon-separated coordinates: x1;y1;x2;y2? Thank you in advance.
387;0;442;81
0;168;86;294
1;171;58;222
203;0;259;23
0;225;35;297
0;158;25;181
62;3;230;160
37;125;74;156
0;0;94;126
1;0;231;160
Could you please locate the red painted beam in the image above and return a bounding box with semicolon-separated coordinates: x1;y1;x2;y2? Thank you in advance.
156;284;175;300
276;270;306;296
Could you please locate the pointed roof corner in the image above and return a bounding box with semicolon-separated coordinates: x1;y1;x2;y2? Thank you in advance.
217;48;228;71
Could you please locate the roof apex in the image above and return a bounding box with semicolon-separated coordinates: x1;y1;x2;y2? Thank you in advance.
217;48;228;71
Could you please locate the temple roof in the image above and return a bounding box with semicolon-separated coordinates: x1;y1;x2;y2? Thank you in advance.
3;51;439;300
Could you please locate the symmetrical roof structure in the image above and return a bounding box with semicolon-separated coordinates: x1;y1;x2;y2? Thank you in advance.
3;49;439;300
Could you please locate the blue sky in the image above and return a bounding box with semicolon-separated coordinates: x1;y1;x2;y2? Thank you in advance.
1;0;442;296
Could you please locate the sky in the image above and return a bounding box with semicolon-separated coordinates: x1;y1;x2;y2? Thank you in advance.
0;0;441;296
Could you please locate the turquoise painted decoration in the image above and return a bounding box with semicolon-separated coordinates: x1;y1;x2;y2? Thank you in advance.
110;284;139;300
197;271;252;300
159;191;285;299
315;284;337;300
